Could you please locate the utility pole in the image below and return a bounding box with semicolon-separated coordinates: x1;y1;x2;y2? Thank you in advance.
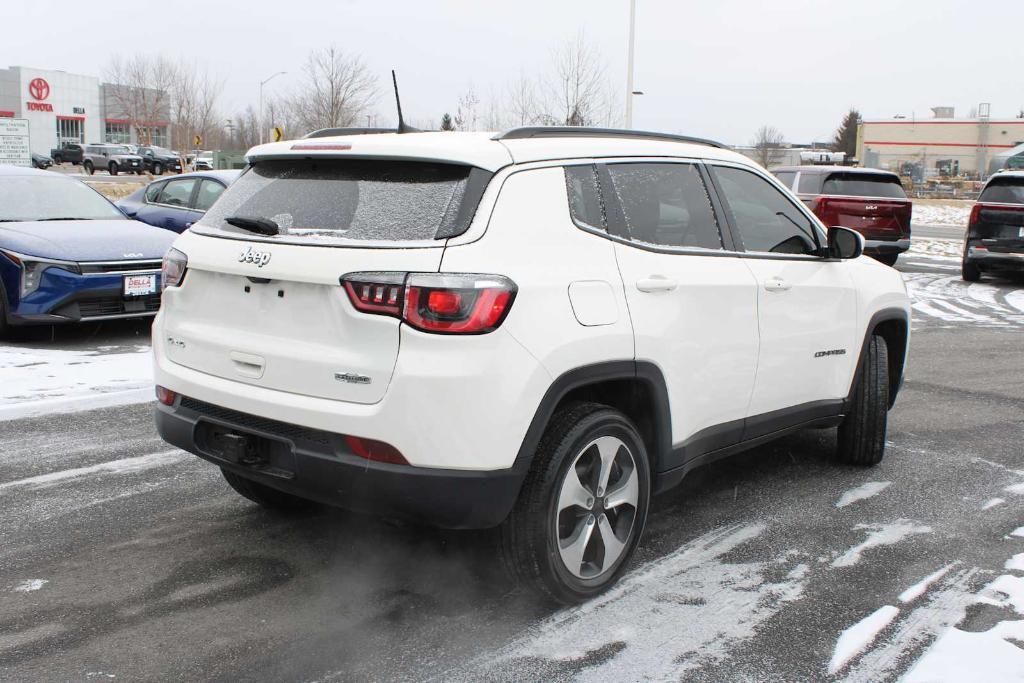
625;0;637;129
259;71;287;144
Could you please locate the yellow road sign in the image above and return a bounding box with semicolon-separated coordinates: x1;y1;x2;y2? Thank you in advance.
194;134;202;147
272;126;283;143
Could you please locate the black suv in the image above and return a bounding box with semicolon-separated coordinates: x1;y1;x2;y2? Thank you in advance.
962;171;1024;281
138;146;183;175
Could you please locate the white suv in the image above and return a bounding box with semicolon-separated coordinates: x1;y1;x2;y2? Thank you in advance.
154;127;911;603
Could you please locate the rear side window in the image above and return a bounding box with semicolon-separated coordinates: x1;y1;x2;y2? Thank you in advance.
773;171;796;189
193;179;225;212
605;163;724;250
157;178;197;207
144;181;164;203
713;166;819;255
979;177;1024;204
564;165;605;231
822;173;906;199
201;159;486;242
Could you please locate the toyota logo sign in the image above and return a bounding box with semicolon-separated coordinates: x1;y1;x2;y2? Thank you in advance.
28;78;50;101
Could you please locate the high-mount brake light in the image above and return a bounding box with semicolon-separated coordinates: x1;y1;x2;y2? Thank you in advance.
340;272;517;334
289;142;352;151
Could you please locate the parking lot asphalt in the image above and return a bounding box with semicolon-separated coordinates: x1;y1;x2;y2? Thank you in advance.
1;239;1022;681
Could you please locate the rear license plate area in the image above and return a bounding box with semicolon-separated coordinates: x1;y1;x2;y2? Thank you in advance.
195;422;295;479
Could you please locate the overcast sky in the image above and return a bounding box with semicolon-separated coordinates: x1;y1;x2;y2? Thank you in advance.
12;0;1024;144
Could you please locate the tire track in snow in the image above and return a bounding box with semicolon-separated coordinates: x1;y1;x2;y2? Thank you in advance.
902;272;1024;329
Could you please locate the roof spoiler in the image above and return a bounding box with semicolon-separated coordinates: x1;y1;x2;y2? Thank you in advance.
302;127;397;139
493;126;726;149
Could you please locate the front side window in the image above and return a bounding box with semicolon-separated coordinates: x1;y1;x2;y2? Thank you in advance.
713;166;820;255
157;179;197;207
605;162;724;250
564;165;605;231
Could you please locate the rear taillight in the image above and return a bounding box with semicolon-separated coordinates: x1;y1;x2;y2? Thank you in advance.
162;248;188;290
813;197;840;228
969;203;985;228
340;272;517;335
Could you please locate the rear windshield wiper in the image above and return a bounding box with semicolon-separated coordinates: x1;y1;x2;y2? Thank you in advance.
225;216;279;236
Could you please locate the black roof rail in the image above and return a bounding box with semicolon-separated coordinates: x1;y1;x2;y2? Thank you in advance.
302;127;397;139
492;126;727;149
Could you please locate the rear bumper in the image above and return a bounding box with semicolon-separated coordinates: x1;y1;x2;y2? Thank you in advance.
863;238;911;255
965;246;1024;271
155;398;526;529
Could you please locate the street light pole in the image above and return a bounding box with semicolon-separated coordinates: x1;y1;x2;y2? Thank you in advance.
259;71;287;144
625;0;637;129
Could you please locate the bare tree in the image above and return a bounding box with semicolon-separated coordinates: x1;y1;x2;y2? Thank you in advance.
285;47;379;134
751;125;786;167
454;87;480;131
228;106;261;150
506;73;543;127
171;61;223;150
104;55;177;146
541;33;615;127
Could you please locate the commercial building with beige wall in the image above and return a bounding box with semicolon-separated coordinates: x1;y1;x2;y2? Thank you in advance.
857;110;1024;177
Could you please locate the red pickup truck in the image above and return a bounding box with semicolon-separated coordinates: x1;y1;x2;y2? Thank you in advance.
771;166;912;266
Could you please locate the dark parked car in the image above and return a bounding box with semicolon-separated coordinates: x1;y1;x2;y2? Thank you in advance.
771;165;912;266
962;170;1024;281
31;152;53;169
0;166;175;336
117;170;240;233
50;142;84;165
138;146;183;175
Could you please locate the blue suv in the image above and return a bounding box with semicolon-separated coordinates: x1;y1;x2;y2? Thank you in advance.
0;166;175;336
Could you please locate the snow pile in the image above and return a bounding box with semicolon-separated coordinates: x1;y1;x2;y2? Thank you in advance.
0;343;153;420
836;481;891;508
899;564;957;604
913;203;973;227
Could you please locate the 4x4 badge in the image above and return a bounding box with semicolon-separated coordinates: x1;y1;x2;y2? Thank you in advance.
239;246;271;267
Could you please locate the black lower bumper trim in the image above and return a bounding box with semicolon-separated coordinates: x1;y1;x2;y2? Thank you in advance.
155;399;526;529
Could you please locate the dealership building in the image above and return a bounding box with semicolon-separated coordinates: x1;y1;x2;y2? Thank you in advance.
0;65;170;155
857;107;1024;177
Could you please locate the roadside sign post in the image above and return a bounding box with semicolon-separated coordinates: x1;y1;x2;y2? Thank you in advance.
0;118;32;167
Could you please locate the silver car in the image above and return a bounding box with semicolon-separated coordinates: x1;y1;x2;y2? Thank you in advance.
82;144;145;176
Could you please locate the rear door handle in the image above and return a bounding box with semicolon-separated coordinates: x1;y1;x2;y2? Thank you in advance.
763;277;791;292
636;276;678;293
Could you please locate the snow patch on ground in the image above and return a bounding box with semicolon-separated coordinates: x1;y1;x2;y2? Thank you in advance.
1006;554;1024;572
452;523;810;682
982;498;1006;510
899;564;957;604
906;237;963;261
0;450;185;492
832;521;932;568
828;605;900;674
0;343;153;420
10;579;48;593
1012;527;1024;538
902;571;1024;682
913;203;972;227
902;273;1024;329
836;482;891;508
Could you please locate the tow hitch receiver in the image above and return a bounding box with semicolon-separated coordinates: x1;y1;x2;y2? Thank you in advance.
218;432;257;465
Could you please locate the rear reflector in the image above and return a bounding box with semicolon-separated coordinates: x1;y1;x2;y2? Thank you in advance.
156;385;177;406
344;436;408;465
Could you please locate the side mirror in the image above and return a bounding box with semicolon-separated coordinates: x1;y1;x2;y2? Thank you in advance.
827;226;864;260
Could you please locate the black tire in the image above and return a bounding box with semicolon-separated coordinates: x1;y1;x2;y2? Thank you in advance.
0;281;11;340
83;160;94;175
153;162;163;175
499;402;651;605
962;258;981;282
874;253;899;267
108;162;118;176
221;468;313;511
837;335;890;466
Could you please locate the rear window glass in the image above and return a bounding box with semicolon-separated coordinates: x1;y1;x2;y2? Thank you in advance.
797;173;820;194
979;177;1024;204
773;171;796;189
201;159;477;242
822;173;906;198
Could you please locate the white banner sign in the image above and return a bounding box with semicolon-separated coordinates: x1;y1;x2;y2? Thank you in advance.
0;118;31;167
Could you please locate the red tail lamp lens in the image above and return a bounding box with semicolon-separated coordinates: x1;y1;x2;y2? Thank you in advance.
427;289;463;316
156;385;177;406
344;436;408;465
341;273;406;316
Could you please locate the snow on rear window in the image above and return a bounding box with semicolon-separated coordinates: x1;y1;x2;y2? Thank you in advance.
201;159;472;242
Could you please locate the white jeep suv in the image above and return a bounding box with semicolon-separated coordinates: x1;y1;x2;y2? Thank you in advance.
154;127;911;604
